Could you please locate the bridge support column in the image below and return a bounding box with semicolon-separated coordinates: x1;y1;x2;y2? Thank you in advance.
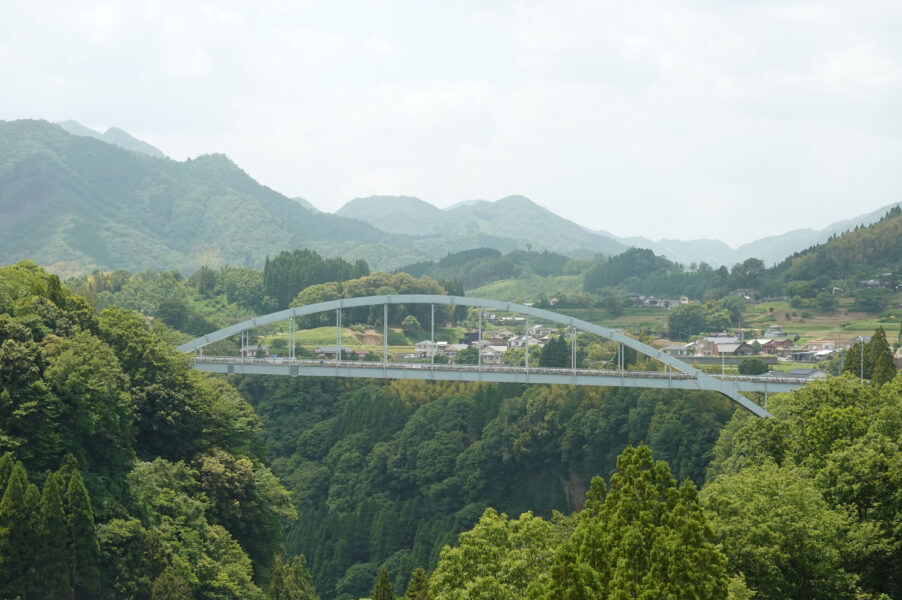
336;307;342;366
431;303;435;368
383;304;388;368
571;325;576;378
478;309;482;373
619;343;623;381
288;316;295;360
525;315;529;383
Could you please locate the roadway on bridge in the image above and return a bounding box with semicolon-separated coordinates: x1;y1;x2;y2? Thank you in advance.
189;356;805;395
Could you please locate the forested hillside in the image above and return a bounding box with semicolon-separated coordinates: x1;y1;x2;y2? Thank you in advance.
6;256;902;599
774;205;902;283
0;261;305;598
237;376;737;599
396;248;573;291
417;369;902;599
581;207;902;312
0;120;412;276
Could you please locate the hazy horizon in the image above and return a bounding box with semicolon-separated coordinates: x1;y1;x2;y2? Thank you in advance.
3;1;900;246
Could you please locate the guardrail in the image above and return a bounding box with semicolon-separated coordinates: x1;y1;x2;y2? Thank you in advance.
190;356;812;386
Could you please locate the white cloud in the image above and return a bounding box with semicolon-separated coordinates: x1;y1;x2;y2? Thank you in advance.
362;34;399;57
1;0;900;246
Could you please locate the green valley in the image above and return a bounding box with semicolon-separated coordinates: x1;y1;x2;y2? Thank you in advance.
4;121;902;600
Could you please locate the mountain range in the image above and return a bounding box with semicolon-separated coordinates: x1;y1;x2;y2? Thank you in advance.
593;201;902;268
1;119;897;279
57;120;167;158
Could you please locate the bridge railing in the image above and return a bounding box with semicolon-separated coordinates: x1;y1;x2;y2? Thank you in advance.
190;356;811;385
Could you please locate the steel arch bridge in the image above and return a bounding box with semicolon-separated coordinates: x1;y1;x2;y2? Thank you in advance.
178;294;804;418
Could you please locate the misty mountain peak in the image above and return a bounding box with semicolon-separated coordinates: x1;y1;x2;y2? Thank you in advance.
57;120;165;158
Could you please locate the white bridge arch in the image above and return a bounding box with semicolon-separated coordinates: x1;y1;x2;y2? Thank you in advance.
177;294;795;417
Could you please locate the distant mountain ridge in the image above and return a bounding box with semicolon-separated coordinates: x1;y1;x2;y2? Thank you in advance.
0;120;412;277
57;120;166;158
340;194;902;269
592;203;902;267
2;118;899;279
337;194;628;257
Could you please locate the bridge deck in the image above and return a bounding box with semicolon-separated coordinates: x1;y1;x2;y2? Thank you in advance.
189;356;804;394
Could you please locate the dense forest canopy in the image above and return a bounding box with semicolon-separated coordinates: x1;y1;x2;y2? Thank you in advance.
237;377;737;599
585;207;902;308
396;249;571;291
6;199;902;600
0;261;300;598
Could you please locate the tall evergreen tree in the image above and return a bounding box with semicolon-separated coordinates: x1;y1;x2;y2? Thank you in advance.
65;469;101;599
0;452;13;492
843;327;896;384
842;341;867;379
372;565;394;600
22;482;42;599
39;471;73;598
404;567;429;600
0;462;39;598
543;445;728;599
871;350;896;387
269;553;319;600
539;335;570;368
867;327;896;386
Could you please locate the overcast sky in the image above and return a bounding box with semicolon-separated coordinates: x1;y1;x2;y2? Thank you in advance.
2;1;900;246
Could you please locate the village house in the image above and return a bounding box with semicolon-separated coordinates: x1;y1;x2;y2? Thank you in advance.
508;335;545;349
661;343;691;357
641;296;682;308
763;368;828;380
763;325;787;339
804;339;836;351
849;335;872;346
530;324;556;338
860;279;886;289
313;345;353;360
694;336;739;357
729;289;756;301
716;342;755;357
481;311;498;323
240;345;269;358
444;344;468;358
754;338;793;354
479;346;506;365
415;340;447;358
